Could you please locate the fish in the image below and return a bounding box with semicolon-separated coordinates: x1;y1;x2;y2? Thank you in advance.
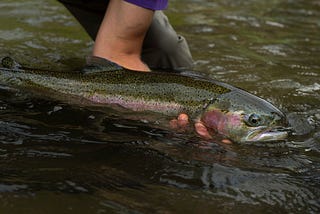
0;56;290;143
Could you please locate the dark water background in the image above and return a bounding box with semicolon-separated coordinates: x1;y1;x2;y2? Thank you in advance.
0;0;319;213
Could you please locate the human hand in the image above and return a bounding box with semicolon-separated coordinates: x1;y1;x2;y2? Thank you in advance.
170;113;232;144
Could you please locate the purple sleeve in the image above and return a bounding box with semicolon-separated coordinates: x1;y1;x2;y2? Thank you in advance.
124;0;168;10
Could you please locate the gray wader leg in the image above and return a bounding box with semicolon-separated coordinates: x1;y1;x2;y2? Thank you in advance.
58;0;194;70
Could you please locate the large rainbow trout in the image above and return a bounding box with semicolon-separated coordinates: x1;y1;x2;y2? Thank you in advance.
0;56;290;143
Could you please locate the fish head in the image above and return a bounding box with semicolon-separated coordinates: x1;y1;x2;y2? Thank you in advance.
201;89;290;143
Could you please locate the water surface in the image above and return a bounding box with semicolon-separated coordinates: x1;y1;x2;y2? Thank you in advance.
0;0;319;213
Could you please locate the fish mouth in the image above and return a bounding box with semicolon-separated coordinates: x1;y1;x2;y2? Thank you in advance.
244;126;292;142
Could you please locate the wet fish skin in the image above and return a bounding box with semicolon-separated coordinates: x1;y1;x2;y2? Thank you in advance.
0;57;231;116
0;57;289;143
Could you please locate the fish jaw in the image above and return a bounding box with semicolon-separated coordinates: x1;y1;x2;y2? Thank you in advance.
242;126;290;142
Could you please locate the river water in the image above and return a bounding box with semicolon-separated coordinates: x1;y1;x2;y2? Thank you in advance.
0;0;319;213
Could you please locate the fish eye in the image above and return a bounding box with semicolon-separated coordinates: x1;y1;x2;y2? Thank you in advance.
244;113;262;127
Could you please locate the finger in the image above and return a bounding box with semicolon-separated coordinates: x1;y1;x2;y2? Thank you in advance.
194;121;212;139
221;139;232;144
177;113;189;127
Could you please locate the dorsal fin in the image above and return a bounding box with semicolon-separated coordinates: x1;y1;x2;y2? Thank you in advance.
1;56;22;69
81;56;124;74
